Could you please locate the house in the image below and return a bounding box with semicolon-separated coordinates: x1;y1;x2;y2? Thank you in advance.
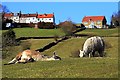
3;13;14;28
3;12;55;24
12;13;20;23
3;12;55;29
37;13;55;24
82;16;107;28
4;13;14;20
4;13;20;23
20;13;38;23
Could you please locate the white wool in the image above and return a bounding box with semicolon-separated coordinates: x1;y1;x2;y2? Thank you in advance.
81;36;105;57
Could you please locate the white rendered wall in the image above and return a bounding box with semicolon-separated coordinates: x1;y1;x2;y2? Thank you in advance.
26;17;38;23
38;18;54;23
11;16;20;23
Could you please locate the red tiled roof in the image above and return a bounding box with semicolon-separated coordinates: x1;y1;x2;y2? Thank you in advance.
37;14;54;18
82;16;105;22
4;13;14;17
4;13;54;18
27;14;37;17
21;14;37;17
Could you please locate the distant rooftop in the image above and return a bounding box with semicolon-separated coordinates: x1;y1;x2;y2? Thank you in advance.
82;16;106;22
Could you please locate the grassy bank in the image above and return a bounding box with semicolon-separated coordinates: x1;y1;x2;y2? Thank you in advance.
1;28;118;39
76;28;118;37
10;28;65;38
2;58;118;78
2;37;118;78
21;39;54;50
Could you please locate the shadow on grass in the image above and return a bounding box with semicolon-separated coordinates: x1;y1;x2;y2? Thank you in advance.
35;36;69;52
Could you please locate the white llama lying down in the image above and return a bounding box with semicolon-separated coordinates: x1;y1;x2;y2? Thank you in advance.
4;50;61;65
79;36;105;57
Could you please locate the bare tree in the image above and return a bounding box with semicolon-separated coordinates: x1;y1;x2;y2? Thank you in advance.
111;11;120;27
0;4;10;13
0;4;11;30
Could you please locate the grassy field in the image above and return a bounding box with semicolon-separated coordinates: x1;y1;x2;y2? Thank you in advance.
1;27;119;78
1;28;118;39
2;37;118;78
2;58;118;78
21;39;54;50
2;28;65;38
76;28;118;37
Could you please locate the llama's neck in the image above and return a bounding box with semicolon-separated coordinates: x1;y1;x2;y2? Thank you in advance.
41;57;55;61
33;54;43;61
41;55;56;61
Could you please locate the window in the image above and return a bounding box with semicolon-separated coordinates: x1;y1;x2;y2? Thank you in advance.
97;20;101;24
49;19;51;20
84;22;88;25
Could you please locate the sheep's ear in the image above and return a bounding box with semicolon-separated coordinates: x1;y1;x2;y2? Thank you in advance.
80;50;82;53
79;50;81;52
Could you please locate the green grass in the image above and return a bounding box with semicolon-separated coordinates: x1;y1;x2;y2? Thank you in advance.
76;28;118;37
2;39;54;60
2;58;118;78
42;37;118;59
21;39;54;50
12;28;65;38
1;28;118;39
2;37;118;78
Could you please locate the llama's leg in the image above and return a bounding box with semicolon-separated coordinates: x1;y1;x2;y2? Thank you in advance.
18;58;28;63
28;58;35;62
8;58;17;64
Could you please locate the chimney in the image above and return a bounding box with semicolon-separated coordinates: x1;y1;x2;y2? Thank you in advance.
44;13;47;16
19;11;22;17
19;11;22;14
36;12;38;17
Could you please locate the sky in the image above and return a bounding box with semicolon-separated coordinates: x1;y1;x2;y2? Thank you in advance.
2;2;119;24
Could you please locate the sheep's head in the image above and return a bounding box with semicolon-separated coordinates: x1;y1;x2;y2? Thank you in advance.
79;50;84;57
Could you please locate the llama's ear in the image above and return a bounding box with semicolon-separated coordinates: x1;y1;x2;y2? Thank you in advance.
53;51;56;55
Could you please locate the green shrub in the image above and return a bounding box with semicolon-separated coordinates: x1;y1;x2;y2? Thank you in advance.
2;29;16;47
58;21;77;36
2;29;18;59
38;22;55;29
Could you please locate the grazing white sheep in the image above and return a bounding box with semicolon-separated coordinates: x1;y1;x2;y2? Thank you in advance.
79;36;105;57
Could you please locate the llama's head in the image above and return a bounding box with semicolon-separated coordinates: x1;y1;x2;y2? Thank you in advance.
41;51;61;61
79;50;84;57
51;51;61;60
